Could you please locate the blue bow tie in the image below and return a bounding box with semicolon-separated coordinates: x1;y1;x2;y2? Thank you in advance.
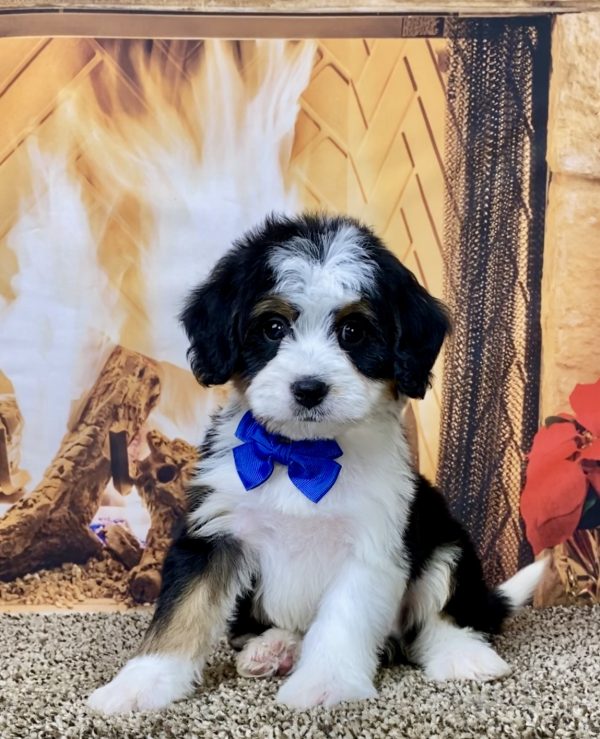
232;411;343;503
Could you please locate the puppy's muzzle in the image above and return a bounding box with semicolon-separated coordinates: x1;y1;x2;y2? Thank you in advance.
291;377;329;409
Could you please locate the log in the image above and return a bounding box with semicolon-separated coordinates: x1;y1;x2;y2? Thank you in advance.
129;429;197;603
0;394;27;498
109;429;134;495
104;523;143;570
0;346;160;580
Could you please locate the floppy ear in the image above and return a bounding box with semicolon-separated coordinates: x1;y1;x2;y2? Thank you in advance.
391;266;451;399
179;253;243;386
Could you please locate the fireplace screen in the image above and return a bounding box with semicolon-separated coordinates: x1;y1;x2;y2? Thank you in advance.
0;17;554;608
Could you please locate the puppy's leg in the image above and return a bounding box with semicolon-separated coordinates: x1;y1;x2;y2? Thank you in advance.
236;628;301;678
414;560;547;683
409;613;510;682
276;559;404;709
227;580;271;651
88;532;251;714
401;542;510;682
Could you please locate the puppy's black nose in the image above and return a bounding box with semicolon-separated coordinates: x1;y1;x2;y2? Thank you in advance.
291;378;329;409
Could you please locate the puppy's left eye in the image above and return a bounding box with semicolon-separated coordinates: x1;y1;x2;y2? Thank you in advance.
262;315;289;343
338;317;367;348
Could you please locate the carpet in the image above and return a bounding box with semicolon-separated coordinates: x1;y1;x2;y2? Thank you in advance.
1;606;599;739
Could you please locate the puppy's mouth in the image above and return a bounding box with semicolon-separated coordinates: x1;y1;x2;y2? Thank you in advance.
294;406;328;423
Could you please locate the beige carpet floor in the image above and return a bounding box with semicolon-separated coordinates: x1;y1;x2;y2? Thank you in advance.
0;605;599;739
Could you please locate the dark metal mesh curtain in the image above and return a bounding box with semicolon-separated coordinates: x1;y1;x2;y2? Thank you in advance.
437;19;551;586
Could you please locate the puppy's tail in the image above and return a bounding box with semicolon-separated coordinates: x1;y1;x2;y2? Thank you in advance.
496;557;549;613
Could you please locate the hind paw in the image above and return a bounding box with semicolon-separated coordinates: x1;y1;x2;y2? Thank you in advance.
236;628;301;679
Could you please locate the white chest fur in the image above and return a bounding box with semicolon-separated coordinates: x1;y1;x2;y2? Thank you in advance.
231;500;353;630
188;401;415;632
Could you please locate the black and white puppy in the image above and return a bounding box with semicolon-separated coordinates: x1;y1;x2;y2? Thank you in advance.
89;213;546;713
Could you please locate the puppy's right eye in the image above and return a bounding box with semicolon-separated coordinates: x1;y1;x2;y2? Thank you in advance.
337;315;368;349
262;315;289;343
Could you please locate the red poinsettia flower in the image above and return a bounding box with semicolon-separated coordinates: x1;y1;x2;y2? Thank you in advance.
521;378;600;555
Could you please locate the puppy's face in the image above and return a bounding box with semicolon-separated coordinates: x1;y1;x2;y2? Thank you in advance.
181;214;450;439
241;238;388;438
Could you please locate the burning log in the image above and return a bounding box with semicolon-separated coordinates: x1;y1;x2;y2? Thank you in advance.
0;394;28;499
0;347;160;581
104;523;143;570
109;429;134;495
129;429;197;603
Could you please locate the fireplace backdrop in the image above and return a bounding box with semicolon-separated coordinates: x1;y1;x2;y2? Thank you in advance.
0;17;558;607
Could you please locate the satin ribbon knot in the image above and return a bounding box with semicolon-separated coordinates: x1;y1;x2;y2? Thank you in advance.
232;411;343;503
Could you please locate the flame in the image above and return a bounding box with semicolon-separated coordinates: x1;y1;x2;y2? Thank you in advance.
1;39;315;487
70;39;315;370
1;139;121;486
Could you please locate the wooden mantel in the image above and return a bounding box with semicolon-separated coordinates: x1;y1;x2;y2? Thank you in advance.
0;0;599;14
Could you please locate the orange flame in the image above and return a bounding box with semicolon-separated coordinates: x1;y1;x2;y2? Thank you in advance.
1;39;315;488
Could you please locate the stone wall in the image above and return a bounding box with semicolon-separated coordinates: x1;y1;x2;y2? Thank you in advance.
541;12;600;418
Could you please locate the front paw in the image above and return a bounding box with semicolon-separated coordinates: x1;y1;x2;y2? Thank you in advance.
276;667;377;709
424;638;511;683
87;654;197;714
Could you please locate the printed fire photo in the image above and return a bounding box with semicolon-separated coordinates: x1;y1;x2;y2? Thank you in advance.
0;25;596;610
0;36;449;607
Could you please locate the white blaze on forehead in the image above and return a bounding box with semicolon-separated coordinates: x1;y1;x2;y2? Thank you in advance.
268;223;376;309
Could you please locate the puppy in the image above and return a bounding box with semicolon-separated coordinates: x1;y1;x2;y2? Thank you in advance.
88;213;546;713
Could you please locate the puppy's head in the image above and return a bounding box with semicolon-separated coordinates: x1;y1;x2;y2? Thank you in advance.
181;213;450;439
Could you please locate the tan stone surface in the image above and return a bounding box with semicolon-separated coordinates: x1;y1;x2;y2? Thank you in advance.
541;174;600;418
548;12;600;178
